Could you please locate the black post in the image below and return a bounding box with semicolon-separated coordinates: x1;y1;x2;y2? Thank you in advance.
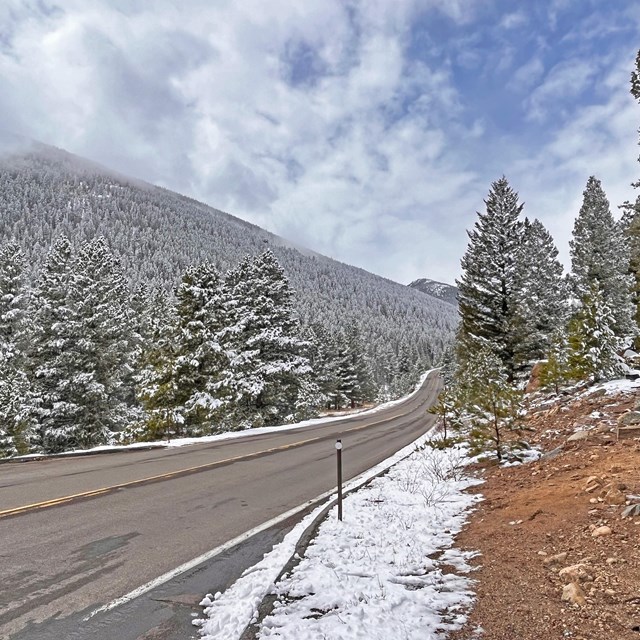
336;439;343;521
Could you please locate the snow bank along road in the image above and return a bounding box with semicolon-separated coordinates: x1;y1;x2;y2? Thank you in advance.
0;372;441;639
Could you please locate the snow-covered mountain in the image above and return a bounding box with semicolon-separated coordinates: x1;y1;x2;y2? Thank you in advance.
408;278;458;306
0;141;457;377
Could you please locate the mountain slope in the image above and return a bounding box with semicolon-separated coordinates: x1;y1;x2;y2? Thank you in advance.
0;142;458;381
408;278;459;306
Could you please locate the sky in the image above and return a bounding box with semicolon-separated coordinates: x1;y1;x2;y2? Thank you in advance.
1;0;640;285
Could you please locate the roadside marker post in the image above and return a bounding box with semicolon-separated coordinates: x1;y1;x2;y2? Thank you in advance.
336;439;343;521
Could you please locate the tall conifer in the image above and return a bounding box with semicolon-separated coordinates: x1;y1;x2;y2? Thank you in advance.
456;177;524;380
570;176;634;337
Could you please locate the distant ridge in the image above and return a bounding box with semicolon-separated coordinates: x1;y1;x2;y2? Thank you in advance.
408;278;458;306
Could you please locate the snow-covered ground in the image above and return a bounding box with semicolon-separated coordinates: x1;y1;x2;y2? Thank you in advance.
10;372;435;461
584;376;640;396
196;439;482;640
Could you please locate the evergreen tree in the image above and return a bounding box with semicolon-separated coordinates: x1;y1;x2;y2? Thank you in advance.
0;242;29;360
570;176;634;337
223;251;315;427
456;177;524;380
513;218;568;369
28;235;74;452
392;340;419;396
304;323;339;410
136;290;183;440
462;343;523;462
0;242;33;457
567;281;624;383
625;51;640;333
428;383;465;441
43;237;137;451
139;263;230;438
437;343;458;386
179;263;231;432
0;364;31;456
538;328;571;394
344;324;376;406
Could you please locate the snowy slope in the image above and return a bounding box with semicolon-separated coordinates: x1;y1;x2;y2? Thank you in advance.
0;142;458;368
408;278;458;306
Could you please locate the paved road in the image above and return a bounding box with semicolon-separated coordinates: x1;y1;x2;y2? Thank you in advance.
0;372;441;639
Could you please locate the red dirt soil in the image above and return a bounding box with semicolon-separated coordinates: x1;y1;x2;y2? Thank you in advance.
449;387;640;640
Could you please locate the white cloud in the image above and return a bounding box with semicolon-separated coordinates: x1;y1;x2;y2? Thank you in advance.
499;10;528;31
0;1;639;287
525;57;599;122
508;56;545;92
509;53;638;272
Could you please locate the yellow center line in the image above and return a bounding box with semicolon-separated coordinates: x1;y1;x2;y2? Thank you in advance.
0;403;426;520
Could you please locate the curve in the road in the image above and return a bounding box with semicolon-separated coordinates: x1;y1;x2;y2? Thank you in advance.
0;404;417;519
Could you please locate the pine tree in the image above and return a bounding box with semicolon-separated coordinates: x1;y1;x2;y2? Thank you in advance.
570;176;634;337
222;251;316;426
0;242;29;360
43;237;137;451
513;218;568;370
456;177;524;380
304;323;338;410
567;282;624;383
139;263;230;438
28;235;74;452
437;343;458;386
179;263;231;433
344;324;375;406
0;363;31;457
0;242;33;457
136;290;183;440
625;51;640;335
538;328;571;394
462;343;523;462
428;383;466;441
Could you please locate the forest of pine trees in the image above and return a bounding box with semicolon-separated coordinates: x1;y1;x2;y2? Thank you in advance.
0;132;459;457
0;243;412;457
432;50;640;462
0;142;457;395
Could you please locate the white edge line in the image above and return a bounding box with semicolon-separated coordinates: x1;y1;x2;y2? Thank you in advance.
82;490;335;621
83;408;439;623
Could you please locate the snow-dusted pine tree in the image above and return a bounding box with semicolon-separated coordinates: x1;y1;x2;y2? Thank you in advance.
178;263;231;433
567;281;624;383
44;237;137;451
0;242;32;457
624;50;640;333
27;235;74;452
461;342;523;462
570;176;634;337
456;177;524;380
513;218;568;370
223;250;316;427
136;289;182;440
538;328;571;394
302;323;336;410
139;263;230;438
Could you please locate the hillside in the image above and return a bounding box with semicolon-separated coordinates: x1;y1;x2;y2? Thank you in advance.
449;381;640;640
408;277;458;306
0;141;458;385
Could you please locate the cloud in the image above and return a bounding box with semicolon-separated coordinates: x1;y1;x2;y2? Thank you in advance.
508;53;638;272
0;1;639;287
499;10;528;30
525;58;599;122
508;56;545;92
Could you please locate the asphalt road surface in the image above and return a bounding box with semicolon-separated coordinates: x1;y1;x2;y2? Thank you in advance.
0;371;441;639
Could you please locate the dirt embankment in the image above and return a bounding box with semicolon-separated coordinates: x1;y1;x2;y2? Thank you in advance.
450;386;640;640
